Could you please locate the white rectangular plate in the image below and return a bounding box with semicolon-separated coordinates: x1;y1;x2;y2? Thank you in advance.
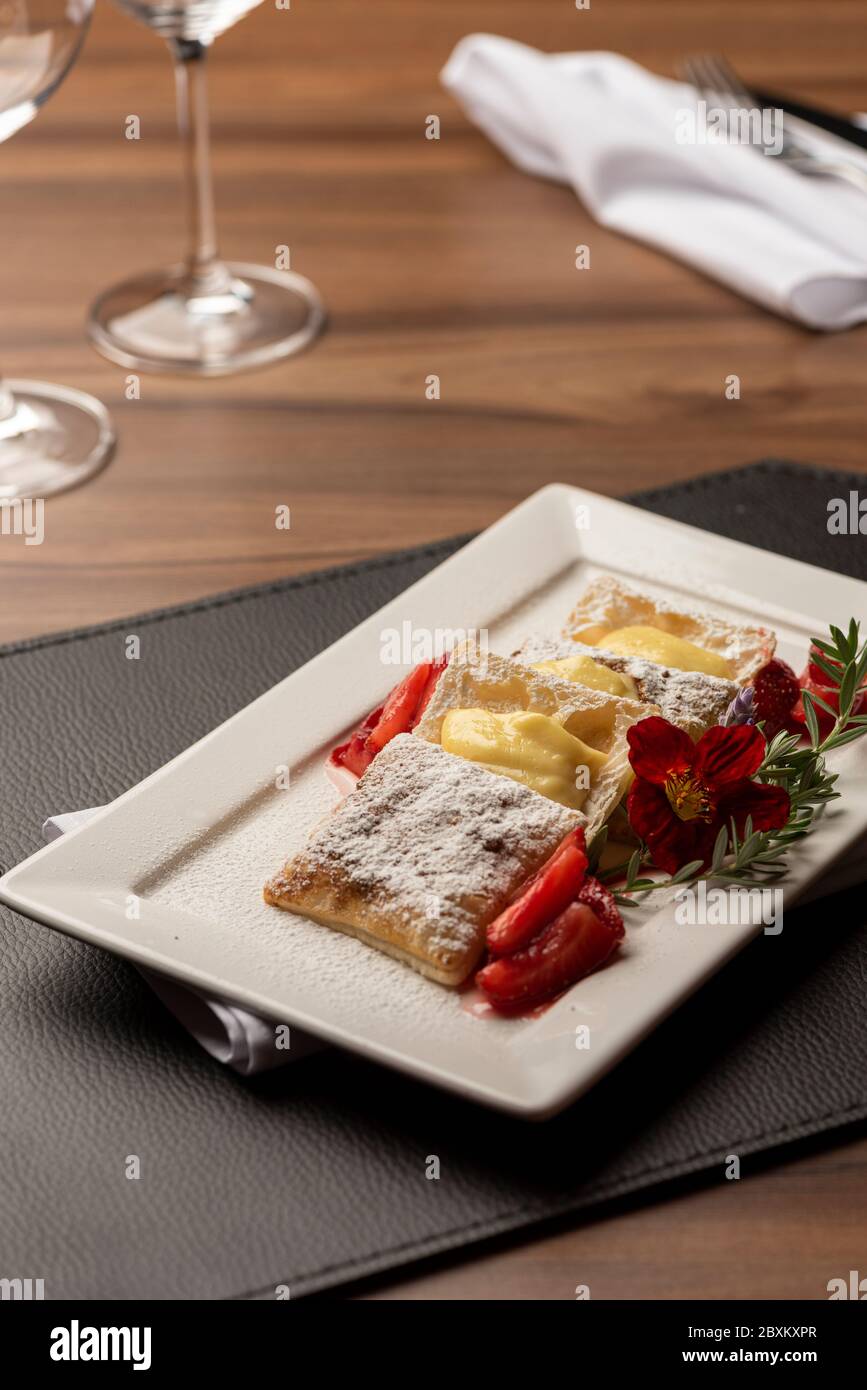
2;485;866;1117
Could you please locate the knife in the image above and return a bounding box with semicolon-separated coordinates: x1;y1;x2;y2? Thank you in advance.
752;87;867;152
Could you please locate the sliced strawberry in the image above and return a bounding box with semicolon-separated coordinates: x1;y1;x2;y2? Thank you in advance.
477;899;622;1010
574;875;625;939
365;663;434;755
329;703;384;777
486;827;587;957
409;655;449;729
329;655;449;775
333;736;374;779
752;658;800;739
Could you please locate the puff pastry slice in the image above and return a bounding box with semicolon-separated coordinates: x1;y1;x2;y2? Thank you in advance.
563;574;775;683
264;734;578;986
516;634;738;741
412;644;657;839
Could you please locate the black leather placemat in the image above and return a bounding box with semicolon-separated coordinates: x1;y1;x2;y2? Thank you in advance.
1;460;866;1300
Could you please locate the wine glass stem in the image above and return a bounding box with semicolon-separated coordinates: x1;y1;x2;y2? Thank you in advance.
170;38;225;292
0;380;15;422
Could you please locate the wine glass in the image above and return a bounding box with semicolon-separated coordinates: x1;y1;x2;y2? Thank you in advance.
0;0;114;500
87;1;325;376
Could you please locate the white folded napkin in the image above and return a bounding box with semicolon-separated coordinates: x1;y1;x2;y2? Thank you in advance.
43;808;324;1075
442;35;867;329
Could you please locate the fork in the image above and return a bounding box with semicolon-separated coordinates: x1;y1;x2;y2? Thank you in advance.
682;53;867;195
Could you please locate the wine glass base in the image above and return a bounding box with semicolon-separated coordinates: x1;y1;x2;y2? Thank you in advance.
87;262;326;377
0;381;115;500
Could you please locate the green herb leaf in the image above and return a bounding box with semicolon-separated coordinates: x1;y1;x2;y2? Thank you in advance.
800;689;821;748
830;624;849;657
809;650;843;685
710;825;729;873
805;690;838;720
671;859;705;884
809;636;840;660
838;663;857;719
826;725;867;749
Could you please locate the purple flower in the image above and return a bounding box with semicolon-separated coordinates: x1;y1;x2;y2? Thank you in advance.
721;686;756;727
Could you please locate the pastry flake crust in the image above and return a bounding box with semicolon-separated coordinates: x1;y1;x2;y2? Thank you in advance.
516;634;738;741
563;574;775;683
264;734;578;986
412;643;657;839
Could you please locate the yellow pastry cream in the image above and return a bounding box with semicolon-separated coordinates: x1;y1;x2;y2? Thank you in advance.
586;625;733;680
532;654;637;698
440;708;607;811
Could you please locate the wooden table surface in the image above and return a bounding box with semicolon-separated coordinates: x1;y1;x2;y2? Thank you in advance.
4;0;866;1299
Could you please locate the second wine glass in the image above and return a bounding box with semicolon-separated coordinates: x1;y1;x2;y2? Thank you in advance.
88;1;325;376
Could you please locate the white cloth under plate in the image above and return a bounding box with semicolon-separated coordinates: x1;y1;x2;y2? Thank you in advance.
441;36;867;329
43;808;323;1075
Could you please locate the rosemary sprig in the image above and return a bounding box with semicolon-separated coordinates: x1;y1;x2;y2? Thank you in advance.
597;620;867;907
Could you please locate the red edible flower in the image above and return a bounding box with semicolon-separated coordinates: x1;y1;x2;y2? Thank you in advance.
626;716;790;876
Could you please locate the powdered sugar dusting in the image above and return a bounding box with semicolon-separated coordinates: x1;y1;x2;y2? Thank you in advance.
516;635;737;739
268;734;577;969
